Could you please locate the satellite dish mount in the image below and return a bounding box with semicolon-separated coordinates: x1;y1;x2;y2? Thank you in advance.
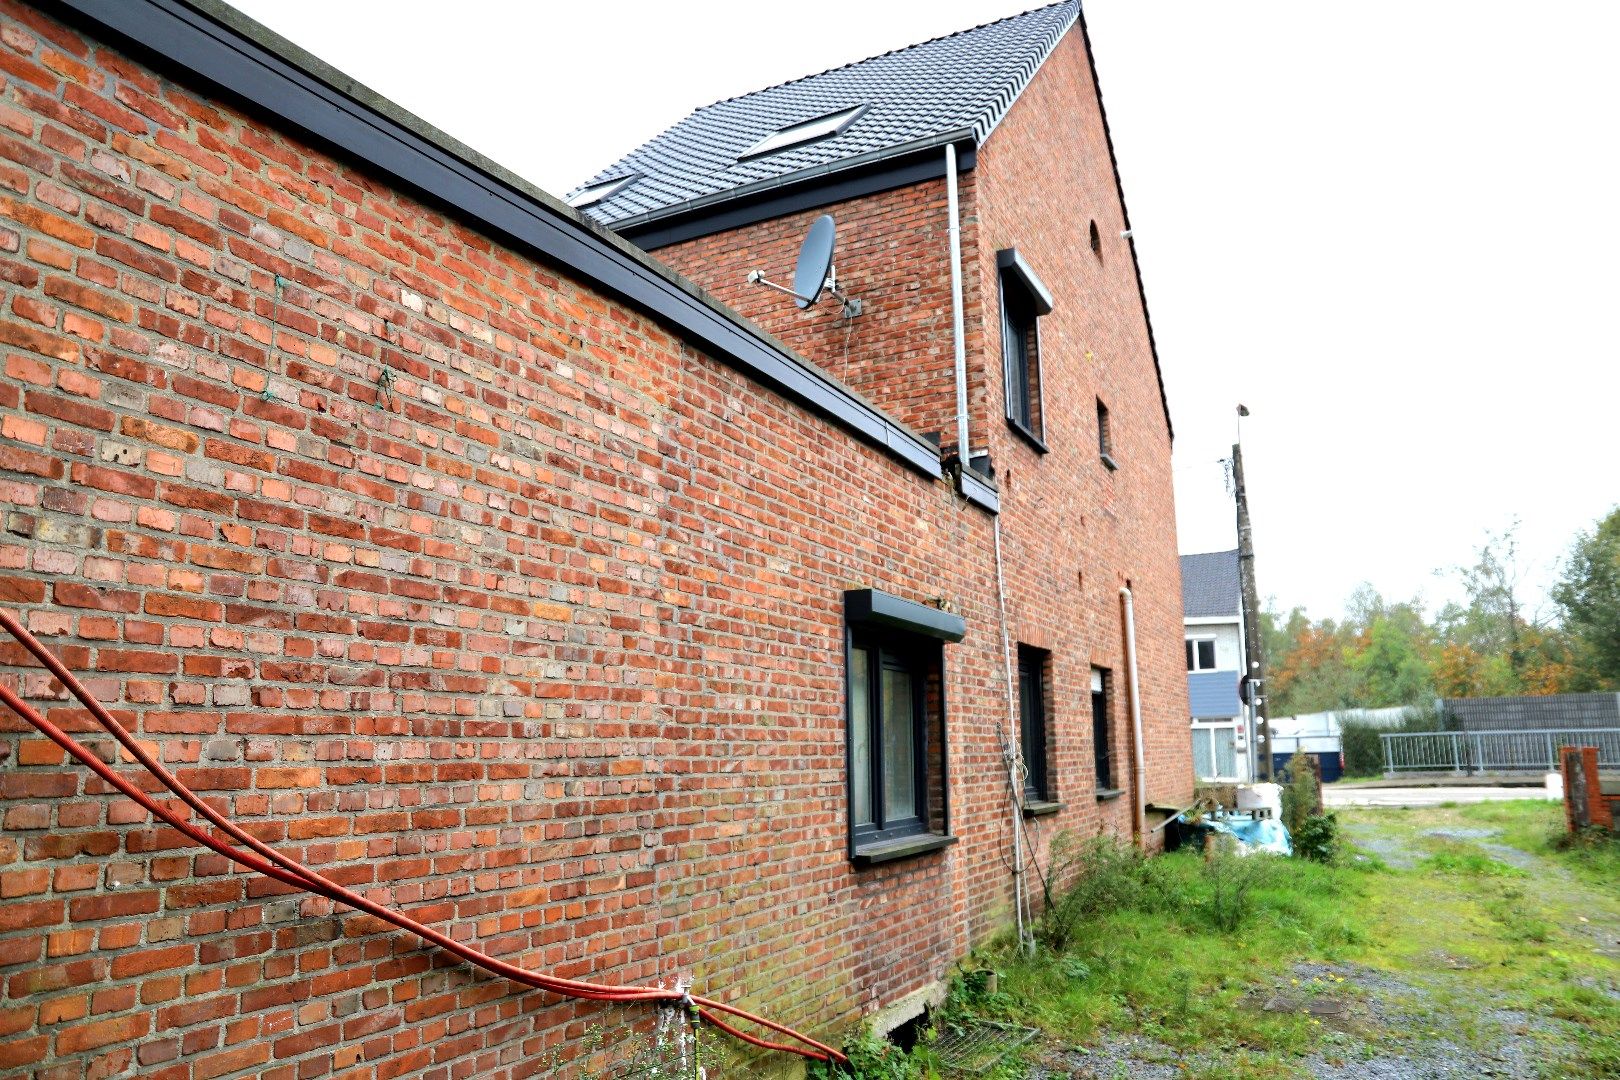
746;214;863;318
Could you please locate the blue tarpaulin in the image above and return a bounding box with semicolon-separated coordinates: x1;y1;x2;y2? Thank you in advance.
1197;812;1292;856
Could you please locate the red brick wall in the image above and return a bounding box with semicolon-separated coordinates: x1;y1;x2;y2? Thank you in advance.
971;26;1194;836
0;5;1190;1079
655;175;985;455
653;30;1195;892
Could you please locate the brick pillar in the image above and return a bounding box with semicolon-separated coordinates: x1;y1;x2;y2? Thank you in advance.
1561;746;1610;833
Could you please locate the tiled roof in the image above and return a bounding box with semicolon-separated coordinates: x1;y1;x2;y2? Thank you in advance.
1442;693;1620;732
569;2;1080;227
1181;549;1241;620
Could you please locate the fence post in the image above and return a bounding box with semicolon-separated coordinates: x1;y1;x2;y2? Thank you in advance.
1546;732;1555;772
1382;735;1393;778
1452;733;1463;776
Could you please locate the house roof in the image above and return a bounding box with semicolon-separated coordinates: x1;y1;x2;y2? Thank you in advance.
569;1;1080;228
1442;693;1620;732
1181;550;1241;620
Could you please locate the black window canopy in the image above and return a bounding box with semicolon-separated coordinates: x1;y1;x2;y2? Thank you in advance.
844;588;966;642
995;248;1054;315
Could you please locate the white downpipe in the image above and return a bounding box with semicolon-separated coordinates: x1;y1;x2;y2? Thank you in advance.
1120;587;1147;843
945;144;970;464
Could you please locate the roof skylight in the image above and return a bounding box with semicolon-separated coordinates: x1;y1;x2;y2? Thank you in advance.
739;105;866;160
567;175;637;209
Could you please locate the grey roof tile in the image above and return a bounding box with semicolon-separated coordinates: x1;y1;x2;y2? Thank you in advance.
1181;549;1241;620
570;2;1079;226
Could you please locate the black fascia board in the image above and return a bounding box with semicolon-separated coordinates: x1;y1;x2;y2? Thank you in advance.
844;589;966;643
625;144;977;252
956;465;1000;515
995;248;1055;315
48;0;943;482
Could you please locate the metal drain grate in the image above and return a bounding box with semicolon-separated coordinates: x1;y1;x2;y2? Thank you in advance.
931;1019;1040;1074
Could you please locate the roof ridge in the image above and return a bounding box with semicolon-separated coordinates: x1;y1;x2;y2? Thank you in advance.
690;0;1077;115
1181;548;1239;557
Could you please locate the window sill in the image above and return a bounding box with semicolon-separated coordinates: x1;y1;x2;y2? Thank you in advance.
851;833;957;867
1095;788;1125;802
1005;417;1049;455
1099;452;1118;472
1022;799;1064;819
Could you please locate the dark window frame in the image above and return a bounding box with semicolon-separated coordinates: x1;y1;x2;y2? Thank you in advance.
842;590;962;864
996;249;1053;453
1097;398;1117;471
1001;280;1045;448
847;631;931;847
1092;668;1116;793
1018;645;1051;803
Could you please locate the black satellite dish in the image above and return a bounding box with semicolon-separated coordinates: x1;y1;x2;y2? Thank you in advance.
792;215;836;310
745;214;862;318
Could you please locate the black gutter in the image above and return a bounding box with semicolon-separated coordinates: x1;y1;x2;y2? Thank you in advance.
46;0;945;480
1075;10;1175;444
622;143;976;252
618;143;972;250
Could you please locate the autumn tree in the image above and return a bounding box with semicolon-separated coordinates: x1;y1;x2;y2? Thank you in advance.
1551;506;1620;689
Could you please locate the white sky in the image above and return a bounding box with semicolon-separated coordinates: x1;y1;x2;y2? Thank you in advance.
231;0;1620;623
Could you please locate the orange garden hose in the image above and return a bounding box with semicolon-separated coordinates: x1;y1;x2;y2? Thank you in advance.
0;609;846;1068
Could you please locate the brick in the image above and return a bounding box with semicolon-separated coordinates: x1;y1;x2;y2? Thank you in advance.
119;414;198;452
55;1013;150;1055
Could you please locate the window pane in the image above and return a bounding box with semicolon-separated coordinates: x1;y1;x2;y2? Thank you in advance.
1185;641;1195;671
851;647;873;828
1192;728;1215;778
1017;654;1043;799
1213;726;1237;778
1092;686;1111;789
1198;640;1217;670
881;664;916;822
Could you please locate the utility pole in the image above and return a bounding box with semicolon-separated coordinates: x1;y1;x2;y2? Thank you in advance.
1232;439;1271;780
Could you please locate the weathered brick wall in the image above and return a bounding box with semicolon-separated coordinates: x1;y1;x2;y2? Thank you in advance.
654;175;985;456
651;26;1195;897
0;5;1191;1079
971;24;1195;835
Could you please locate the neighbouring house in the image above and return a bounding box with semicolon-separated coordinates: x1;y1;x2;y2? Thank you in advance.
0;1;1190;1075
1180;549;1250;782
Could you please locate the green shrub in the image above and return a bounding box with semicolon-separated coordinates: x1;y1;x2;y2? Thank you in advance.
1279;750;1320;836
1339;706;1438;776
1203;844;1270;932
1037;833;1147;951
809;1029;929;1080
1292;813;1340;862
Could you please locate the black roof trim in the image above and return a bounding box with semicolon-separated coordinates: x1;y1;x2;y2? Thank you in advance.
628;141;975;251
49;0;944;482
996;248;1055;316
845;588;967;643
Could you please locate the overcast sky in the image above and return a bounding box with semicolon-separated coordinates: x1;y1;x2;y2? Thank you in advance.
231;0;1619;623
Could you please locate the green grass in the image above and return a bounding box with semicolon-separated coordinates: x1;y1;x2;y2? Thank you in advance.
818;802;1620;1080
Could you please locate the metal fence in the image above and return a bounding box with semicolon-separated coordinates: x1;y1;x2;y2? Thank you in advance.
1381;728;1620;776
